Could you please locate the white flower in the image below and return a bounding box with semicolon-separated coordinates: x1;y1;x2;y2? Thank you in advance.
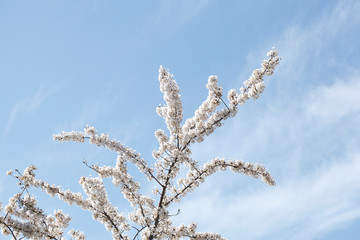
1;49;280;240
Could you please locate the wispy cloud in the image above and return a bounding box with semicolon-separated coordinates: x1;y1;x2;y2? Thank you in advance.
173;1;360;239
304;74;360;124
3;85;61;138
173;71;360;239
278;1;360;82
155;0;210;26
241;1;360;89
146;0;211;38
176;152;360;240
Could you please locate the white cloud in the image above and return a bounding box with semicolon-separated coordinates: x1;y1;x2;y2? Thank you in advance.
173;1;360;239
278;0;360;78
239;1;360;90
149;0;211;37
3;85;61;138
304;75;360;124
175;153;360;240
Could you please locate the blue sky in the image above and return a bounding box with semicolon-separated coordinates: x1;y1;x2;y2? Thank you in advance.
1;0;360;239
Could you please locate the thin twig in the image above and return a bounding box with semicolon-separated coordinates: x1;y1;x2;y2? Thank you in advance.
132;225;146;240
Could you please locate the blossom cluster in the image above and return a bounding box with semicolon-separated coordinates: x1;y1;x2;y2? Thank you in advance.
0;166;85;240
1;49;280;239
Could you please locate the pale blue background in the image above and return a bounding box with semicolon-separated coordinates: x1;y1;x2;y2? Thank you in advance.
1;0;360;239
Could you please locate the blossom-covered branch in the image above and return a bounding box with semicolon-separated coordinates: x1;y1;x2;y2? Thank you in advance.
181;48;280;148
54;127;157;183
1;48;280;240
166;158;275;206
0;168;85;240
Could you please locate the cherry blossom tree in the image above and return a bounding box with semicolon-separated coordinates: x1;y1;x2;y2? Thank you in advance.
0;48;280;240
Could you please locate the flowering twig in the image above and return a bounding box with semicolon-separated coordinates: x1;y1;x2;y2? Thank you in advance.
1;48;280;240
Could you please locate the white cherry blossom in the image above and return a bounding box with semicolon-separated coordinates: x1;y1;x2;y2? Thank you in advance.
1;49;280;240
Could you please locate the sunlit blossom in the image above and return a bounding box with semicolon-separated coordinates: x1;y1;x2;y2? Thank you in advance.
0;49;280;240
